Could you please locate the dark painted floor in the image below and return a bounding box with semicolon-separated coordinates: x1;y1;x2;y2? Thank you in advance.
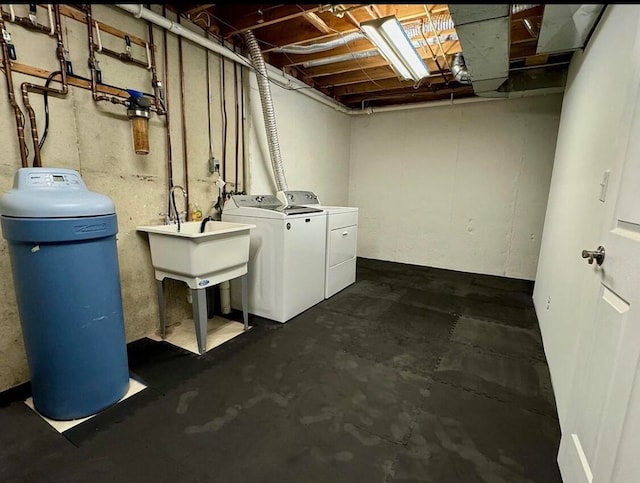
0;257;562;483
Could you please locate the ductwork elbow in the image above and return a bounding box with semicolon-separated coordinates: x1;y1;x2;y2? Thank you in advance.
451;53;471;85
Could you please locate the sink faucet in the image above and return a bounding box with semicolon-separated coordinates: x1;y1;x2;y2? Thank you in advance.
200;216;215;233
168;185;188;225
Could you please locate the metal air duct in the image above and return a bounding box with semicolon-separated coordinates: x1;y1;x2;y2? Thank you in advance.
536;4;605;54
451;52;471;84
449;5;511;97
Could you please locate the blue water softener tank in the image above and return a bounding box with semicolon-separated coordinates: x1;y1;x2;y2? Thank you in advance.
0;168;129;420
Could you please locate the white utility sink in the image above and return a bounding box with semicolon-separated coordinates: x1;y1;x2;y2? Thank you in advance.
137;220;256;355
137;220;255;289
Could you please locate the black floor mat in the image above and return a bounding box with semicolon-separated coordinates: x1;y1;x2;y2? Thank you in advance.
0;257;562;483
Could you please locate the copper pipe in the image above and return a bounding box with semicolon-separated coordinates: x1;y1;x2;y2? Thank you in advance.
85;5;127;107
147;21;165;115
1;11;54;36
20;5;69;167
177;20;190;215
233;51;239;192
85;7;161;112
239;52;246;192
162;5;175;214
95;44;150;69
0;12;28;167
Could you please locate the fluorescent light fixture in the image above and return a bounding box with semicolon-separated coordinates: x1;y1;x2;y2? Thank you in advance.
361;16;430;82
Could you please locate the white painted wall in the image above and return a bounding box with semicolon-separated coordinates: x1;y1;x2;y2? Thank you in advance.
349;95;562;280
534;5;640;428
246;76;351;203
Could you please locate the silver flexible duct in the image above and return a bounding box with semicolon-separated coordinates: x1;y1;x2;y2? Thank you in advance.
404;16;455;39
244;30;288;192
303;49;377;68
302;33;459;68
275;32;365;54
276;15;454;55
451;52;471;84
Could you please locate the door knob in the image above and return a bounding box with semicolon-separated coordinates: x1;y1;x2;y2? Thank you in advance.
581;246;605;265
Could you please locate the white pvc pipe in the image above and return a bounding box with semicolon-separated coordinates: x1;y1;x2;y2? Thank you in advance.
47;4;54;35
358;95;502;115
145;41;151;69
219;281;231;314
117;4;253;70
95;20;102;52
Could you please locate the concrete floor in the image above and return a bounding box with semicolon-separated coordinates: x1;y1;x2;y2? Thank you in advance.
0;257;562;483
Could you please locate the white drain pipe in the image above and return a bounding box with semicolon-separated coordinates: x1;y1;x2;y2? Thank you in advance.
219;281;231;314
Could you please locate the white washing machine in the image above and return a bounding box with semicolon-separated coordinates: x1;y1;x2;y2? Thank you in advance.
277;190;359;299
222;194;327;323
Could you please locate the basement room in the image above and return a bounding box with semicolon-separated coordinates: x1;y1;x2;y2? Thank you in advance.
1;4;638;483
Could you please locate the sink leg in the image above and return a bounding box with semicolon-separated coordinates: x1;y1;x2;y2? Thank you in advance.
192;288;208;355
241;273;249;331
156;279;167;339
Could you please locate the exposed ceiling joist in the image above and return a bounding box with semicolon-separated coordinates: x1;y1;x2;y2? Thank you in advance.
183;4;215;15
260;6;444;52
303;12;332;34
164;3;586;109
221;4;323;37
330;75;451;98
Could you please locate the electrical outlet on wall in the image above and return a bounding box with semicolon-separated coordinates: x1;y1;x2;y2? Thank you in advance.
546;296;551;310
208;157;220;175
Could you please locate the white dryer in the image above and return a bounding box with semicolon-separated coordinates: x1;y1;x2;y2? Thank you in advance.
277;190;359;299
222;194;327;323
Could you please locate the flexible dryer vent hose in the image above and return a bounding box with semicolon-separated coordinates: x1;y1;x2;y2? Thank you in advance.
244;30;288;192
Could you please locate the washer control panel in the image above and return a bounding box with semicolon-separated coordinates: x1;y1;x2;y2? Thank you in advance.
230;194;282;209
277;190;320;206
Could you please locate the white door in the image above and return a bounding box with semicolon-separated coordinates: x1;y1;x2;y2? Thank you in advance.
557;39;640;482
